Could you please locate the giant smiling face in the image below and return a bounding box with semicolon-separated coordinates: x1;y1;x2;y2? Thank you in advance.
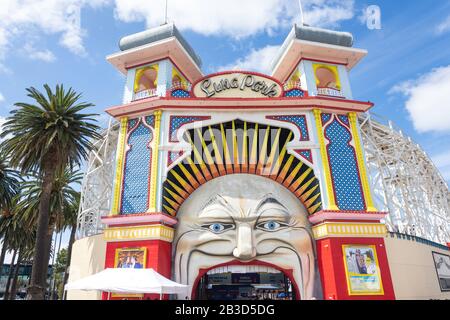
173;174;319;300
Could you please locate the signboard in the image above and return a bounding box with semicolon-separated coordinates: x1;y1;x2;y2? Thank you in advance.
193;72;283;99
231;273;260;284
432;252;450;292
342;245;384;295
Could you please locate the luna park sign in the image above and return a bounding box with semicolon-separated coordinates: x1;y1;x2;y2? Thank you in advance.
193;72;283;98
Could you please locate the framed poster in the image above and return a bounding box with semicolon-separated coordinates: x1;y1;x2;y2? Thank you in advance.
112;247;147;298
342;245;384;295
432;251;450;292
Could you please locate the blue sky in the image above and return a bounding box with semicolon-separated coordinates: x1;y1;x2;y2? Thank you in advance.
0;0;450;185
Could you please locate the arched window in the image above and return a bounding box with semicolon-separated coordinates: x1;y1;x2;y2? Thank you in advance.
315;67;338;89
313;64;343;98
134;65;158;96
172;68;188;90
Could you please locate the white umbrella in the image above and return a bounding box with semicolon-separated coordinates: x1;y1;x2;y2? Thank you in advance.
65;268;189;298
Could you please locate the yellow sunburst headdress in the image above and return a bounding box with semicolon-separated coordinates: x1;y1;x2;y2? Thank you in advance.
162;120;322;216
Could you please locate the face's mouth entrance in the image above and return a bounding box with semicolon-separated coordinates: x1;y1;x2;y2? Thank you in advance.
192;261;299;300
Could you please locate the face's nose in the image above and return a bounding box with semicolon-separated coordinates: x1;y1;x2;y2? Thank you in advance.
233;223;256;260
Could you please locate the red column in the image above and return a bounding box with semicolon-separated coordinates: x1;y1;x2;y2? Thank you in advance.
317;237;395;300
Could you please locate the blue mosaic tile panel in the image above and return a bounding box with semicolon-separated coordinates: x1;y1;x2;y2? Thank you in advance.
267;115;309;141
169;116;209;142
121;121;153;214
171;89;190;98
325;117;366;211
284;89;305;98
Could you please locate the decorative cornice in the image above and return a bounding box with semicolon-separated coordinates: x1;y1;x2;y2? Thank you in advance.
105;96;374;119
309;210;388;225
312;221;387;240
101;212;178;227
103;224;175;242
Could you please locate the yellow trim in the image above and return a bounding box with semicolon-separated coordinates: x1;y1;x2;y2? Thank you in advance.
110;117;128;216
342;245;385;296
104;225;175;242
265;128;282;175
148;111;162;213
232;120;240;171
312;63;341;90
134;64;159;93
289;69;301;83
312;222;387;240
349;112;378;212
313;109;339;211
250;123;259;167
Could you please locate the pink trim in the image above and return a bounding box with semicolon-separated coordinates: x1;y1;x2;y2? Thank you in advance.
105;96;374;118
101;212;178;227
308;210;387;225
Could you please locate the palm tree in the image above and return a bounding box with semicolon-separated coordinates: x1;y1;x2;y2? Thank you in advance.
0;150;21;276
0;85;100;300
0;202;35;300
0;151;21;213
16;169;83;299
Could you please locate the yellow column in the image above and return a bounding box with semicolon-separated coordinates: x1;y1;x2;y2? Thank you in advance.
313;109;339;211
110;117;128;216
349;112;378;212
148;110;162;213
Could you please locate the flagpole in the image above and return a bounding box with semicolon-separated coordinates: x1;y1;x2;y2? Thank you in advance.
164;0;168;25
298;0;305;25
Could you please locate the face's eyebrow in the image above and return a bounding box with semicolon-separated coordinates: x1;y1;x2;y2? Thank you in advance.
253;194;289;215
199;194;237;219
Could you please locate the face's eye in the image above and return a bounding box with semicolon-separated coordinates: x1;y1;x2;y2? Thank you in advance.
202;223;234;234
257;221;286;232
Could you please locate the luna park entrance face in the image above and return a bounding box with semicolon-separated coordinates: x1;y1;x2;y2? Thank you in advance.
195;271;297;300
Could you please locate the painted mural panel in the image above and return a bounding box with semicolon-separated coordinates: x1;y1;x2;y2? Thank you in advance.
343;245;383;295
432;252;450;291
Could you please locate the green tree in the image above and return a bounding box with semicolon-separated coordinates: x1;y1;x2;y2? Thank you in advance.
15;169;83;299
61;192;80;300
0;201;35;300
0;85;100;300
0;150;21;214
53;248;67;299
0;150;21;276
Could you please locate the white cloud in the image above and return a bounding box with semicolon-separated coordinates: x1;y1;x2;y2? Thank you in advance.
0;92;4;103
0;116;6;136
218;45;280;74
0;0;355;71
23;43;56;62
0;0;110;65
113;0;355;39
303;0;355;28
436;15;450;34
391;65;450;133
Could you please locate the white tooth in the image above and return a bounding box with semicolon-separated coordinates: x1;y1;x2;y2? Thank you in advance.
206;265;281;275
